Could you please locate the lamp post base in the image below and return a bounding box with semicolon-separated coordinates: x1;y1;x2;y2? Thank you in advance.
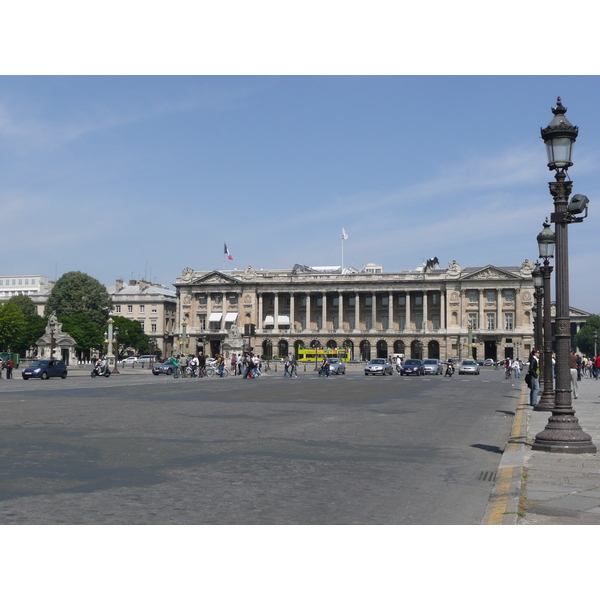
532;412;597;453
533;394;554;411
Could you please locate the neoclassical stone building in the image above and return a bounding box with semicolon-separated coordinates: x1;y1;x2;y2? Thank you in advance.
174;260;537;362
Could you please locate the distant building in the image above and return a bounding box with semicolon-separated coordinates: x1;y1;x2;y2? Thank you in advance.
173;260;539;362
105;279;177;357
0;275;54;311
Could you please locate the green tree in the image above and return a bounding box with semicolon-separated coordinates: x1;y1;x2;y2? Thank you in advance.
45;271;112;350
574;314;600;356
4;295;46;356
0;302;26;352
6;294;38;317
112;316;151;360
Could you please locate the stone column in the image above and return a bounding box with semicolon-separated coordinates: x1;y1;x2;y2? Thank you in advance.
514;288;520;328
258;293;263;332
406;291;411;330
338;292;343;332
497;288;502;332
354;292;360;331
322;292;327;331
440;289;446;329
479;289;484;332
274;292;279;332
371;293;376;331
290;293;295;332
423;291;428;331
388;292;393;331
306;293;311;331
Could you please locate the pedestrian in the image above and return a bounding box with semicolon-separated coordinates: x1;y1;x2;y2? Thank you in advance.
7;357;14;379
171;355;180;378
569;350;579;399
586;358;593;378
179;354;188;378
252;354;261;377
290;355;298;378
284;355;290;377
0;356;4;379
576;353;582;381
395;356;402;374
527;349;541;406
595;355;600;380
189;354;198;377
512;358;521;379
231;353;237;375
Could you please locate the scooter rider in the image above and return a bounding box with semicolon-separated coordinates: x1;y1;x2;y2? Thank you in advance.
444;358;454;377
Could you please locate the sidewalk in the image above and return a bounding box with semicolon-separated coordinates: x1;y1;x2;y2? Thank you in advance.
484;375;600;524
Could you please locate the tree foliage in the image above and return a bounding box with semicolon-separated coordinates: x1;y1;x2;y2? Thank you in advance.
574;314;600;357
0;302;26;352
60;313;106;352
1;295;46;355
6;294;38;317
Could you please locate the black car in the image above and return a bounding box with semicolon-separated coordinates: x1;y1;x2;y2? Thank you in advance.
22;359;68;380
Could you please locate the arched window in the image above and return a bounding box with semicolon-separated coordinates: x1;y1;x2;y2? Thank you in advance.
376;340;388;359
278;339;289;357
359;340;371;361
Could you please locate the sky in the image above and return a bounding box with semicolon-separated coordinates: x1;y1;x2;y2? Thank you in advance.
2;75;599;312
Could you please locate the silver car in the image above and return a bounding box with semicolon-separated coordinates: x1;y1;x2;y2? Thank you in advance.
458;359;480;375
423;359;443;375
328;357;346;375
364;358;394;376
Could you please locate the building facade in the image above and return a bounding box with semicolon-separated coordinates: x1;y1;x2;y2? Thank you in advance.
174;261;538;362
105;279;177;357
0;275;54;309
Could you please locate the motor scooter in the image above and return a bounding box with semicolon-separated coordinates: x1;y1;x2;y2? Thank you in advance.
91;364;111;378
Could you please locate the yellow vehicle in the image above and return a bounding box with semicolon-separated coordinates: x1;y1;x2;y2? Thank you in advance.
297;348;349;362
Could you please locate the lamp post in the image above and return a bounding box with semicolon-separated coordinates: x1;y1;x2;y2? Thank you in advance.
532;262;544;354
532;98;595;452
163;332;169;360
112;326;120;374
181;317;188;356
105;317;116;369
535;220;555;411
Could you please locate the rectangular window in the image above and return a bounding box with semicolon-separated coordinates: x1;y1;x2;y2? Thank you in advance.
152;306;157;313
365;296;372;307
414;295;423;307
381;296;389;307
138;320;144;331
316;297;323;307
398;315;406;330
348;296;355;307
199;315;206;329
348;314;355;329
398;295;406;306
151;323;157;332
432;315;440;329
31;279;36;285
199;296;207;305
332;296;339;307
432;293;440;305
487;290;496;303
365;314;372;329
468;313;478;328
414;315;423;330
139;305;145;313
300;315;307;329
316;315;322;329
487;313;495;330
214;295;222;305
0;280;3;285
381;315;389;329
127;305;133;313
229;295;237;305
505;313;514;330
25;279;29;285
301;296;307;307
18;279;22;285
332;315;339;329
468;291;478;303
115;305;121;313
505;290;514;302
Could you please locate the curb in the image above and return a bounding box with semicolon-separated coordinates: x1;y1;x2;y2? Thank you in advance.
481;383;528;524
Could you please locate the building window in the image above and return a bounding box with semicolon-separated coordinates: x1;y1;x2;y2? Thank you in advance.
300;296;307;307
414;295;423;307
487;290;496;303
398;295;406;306
300;315;307;329
381;296;389;307
152;306;157;313
332;315;339;329
199;296;207;305
151;323;157;332
316;296;323;307
468;291;478;303
432;315;440;329
365;314;372;329
398;315;406;330
199;315;206;329
432;293;440;305
505;313;514;330
316;315;322;329
18;279;22;285
348;314;355;329
414;315;423;330
505;290;514;302
138;320;144;331
468;313;478;328
381;315;389;329
127;305;133;313
487;313;495;330
25;279;29;285
139;305;145;313
31;279;35;285
214;294;222;305
348;296;355;307
229;295;238;305
115;305;121;313
332;296;339;307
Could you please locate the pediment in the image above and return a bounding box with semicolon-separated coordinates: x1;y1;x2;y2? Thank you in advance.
190;270;241;285
461;265;521;281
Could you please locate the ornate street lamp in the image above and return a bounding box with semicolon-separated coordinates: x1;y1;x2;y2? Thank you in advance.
535;221;555;411
532;98;595;453
112;326;120;374
532;262;544;353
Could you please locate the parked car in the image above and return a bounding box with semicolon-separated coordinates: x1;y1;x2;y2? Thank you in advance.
122;356;138;364
328;357;346;375
22;359;68;380
483;358;495;367
423;359;443;375
459;359;480;375
364;358;393;376
400;359;425;376
138;355;154;366
152;360;175;376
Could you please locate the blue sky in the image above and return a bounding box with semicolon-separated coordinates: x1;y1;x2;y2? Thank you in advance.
2;75;599;312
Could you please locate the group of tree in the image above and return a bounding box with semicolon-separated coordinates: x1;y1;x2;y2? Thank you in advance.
574;314;600;357
1;271;151;359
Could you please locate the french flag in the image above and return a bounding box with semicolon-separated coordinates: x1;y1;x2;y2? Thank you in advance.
224;242;233;260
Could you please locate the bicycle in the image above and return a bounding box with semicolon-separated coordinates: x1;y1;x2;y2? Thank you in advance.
206;366;229;378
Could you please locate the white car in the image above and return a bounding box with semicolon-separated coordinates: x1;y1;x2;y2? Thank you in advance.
122;356;138;364
458;359;480;375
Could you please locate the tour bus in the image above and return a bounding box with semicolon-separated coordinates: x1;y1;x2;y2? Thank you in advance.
296;348;350;362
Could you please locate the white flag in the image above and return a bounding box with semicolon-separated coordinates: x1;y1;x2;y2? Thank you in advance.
342;227;348;240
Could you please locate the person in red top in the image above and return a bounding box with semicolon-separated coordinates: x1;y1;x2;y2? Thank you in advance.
595;355;600;380
7;358;14;379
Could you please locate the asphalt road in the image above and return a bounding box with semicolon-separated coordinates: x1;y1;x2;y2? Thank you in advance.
0;366;520;524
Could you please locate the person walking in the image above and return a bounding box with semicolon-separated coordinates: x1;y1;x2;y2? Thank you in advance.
512;358;521;379
569;351;579;399
595;354;600;380
0;356;4;379
528;349;541;406
290;355;298;378
171;355;180;378
179;354;188;378
231;353;237;376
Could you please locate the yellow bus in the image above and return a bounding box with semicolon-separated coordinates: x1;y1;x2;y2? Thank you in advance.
297;348;350;362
